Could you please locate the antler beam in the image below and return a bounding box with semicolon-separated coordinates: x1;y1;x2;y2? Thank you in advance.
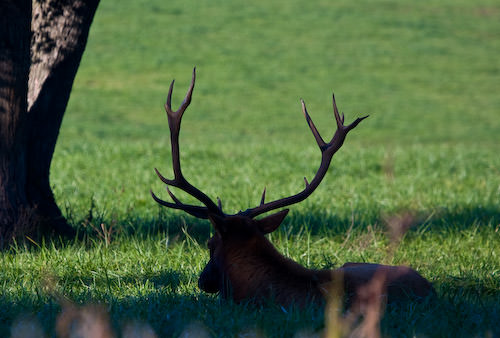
240;94;368;218
151;68;222;219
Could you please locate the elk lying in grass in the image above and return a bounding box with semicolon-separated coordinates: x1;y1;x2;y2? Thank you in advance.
151;69;434;307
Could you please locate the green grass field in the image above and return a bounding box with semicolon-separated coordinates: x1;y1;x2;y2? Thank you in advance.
2;0;500;336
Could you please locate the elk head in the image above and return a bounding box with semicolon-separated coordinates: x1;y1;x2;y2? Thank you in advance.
151;68;369;304
199;210;293;301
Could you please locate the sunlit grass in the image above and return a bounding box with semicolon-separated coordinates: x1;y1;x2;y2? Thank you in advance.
1;0;499;336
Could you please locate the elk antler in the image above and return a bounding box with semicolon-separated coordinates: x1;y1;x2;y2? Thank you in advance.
151;68;222;219
152;69;368;219
240;95;368;218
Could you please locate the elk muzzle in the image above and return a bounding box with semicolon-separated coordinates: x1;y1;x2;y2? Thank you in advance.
198;259;222;294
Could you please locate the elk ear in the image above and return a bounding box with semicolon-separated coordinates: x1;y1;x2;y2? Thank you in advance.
208;213;228;234
257;209;289;234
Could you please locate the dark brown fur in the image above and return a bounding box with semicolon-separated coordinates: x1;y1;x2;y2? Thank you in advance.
198;211;434;307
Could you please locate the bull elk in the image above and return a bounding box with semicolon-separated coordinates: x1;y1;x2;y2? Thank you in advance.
151;68;434;307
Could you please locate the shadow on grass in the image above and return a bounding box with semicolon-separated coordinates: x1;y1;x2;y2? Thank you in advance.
3;205;498;336
69;204;500;245
381;289;499;337
8;203;494;253
59;268;185;296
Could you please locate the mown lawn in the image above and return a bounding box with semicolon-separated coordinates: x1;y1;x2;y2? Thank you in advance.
1;0;499;336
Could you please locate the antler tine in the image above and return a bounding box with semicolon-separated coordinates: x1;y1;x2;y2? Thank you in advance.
301;99;326;149
154;167;175;186
150;189;210;219
178;67;196;114
165;80;175;115
166;186;182;204
242;93;367;218
165;67;196;118
151;170;214;218
346;114;369;132
260;188;267;205
332;93;343;129
332;93;368;133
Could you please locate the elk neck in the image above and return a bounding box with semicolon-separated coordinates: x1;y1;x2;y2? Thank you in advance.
222;233;333;306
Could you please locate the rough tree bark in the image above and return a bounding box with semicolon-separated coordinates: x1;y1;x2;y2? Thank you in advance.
0;0;100;246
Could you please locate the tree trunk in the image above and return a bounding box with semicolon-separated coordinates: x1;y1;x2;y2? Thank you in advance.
0;0;100;246
0;0;32;246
